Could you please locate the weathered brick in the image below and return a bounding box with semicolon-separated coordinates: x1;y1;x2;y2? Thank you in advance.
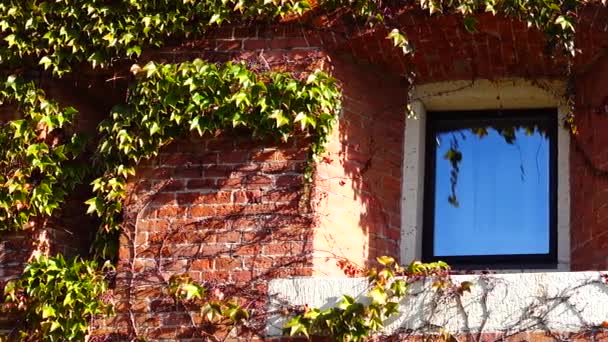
191;258;214;270
216;257;241;270
187;178;216;190
233;190;263;203
218;151;249;164
216;231;242;243
174;166;202;178
189;205;216;217
276;175;303;188
243;39;269;50
231;270;254;282
244;256;274;269
156;205;188;218
177;192;232;206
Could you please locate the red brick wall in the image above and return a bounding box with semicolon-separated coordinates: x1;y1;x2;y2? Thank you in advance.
566;5;608;271
92;132;313;339
92;8;608;339
570;52;608;270
3;5;608;340
312;56;407;275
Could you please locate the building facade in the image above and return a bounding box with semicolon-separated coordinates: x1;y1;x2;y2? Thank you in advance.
2;4;608;341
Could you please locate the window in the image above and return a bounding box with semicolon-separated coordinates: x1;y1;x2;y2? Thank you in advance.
422;109;557;267
400;79;570;271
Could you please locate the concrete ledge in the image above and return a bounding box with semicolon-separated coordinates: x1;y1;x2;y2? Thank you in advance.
267;272;608;336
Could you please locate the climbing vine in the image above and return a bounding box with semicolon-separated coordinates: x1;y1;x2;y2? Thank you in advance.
167;273;252;339
86;59;340;257
0;76;86;231
0;0;598;235
285;257;454;341
0;0;606;340
0;0;589;76
160;257;458;341
3;255;112;341
0;0;314;75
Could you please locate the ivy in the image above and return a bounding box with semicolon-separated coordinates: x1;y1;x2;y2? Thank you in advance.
0;0;598;237
414;0;581;54
0;0;589;78
168;273;250;325
163;258;456;341
0;0;314;75
0;76;86;231
86;59;341;255
0;0;604;339
2;254;112;342
284;257;452;341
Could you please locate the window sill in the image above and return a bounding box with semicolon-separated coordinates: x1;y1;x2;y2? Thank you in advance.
267;270;607;337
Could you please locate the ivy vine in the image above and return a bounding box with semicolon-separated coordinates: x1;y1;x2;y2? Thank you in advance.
0;0;314;75
3;255;112;341
161;257;456;341
85;59;340;258
0;76;86;231
0;0;587;78
0;0;597;237
285;257;459;341
0;0;605;340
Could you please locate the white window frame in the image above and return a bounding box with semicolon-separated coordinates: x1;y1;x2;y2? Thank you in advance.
400;79;570;271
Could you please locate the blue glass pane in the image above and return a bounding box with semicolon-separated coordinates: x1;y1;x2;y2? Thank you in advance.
433;127;550;256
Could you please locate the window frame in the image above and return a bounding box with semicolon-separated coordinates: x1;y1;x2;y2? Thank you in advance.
399;79;571;272
421;109;559;268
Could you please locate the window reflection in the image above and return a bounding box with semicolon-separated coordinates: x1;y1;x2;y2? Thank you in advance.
432;125;550;257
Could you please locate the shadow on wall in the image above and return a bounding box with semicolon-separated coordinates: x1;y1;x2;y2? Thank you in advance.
312;52;409;271
0;71;126;335
317;8;590;270
267;272;608;341
93;133;318;340
389;273;608;341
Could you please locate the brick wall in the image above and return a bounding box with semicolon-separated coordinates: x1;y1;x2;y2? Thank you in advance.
570;53;608;270
312;56;408;275
91;53;411;338
90;8;608;340
558;4;608;271
2;5;608;341
92;132;313;339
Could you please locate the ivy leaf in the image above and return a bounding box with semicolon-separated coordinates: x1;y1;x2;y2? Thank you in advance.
376;256;395;266
555;15;574;31
209;13;222;24
39;56;53;70
64;292;74;306
149;122;161;135
285;317;309;337
143;62;158;78
463;17;478;32
180;283;203;300
229;307;249;322
42;305;56;318
386;28;413;54
50;321;62;332
384;301;400;316
294;112;307;130
369;288;387;304
270;109;289;127
390;279;408;297
127;45;142;57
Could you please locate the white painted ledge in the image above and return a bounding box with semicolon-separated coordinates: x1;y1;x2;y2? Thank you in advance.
267;272;608;336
